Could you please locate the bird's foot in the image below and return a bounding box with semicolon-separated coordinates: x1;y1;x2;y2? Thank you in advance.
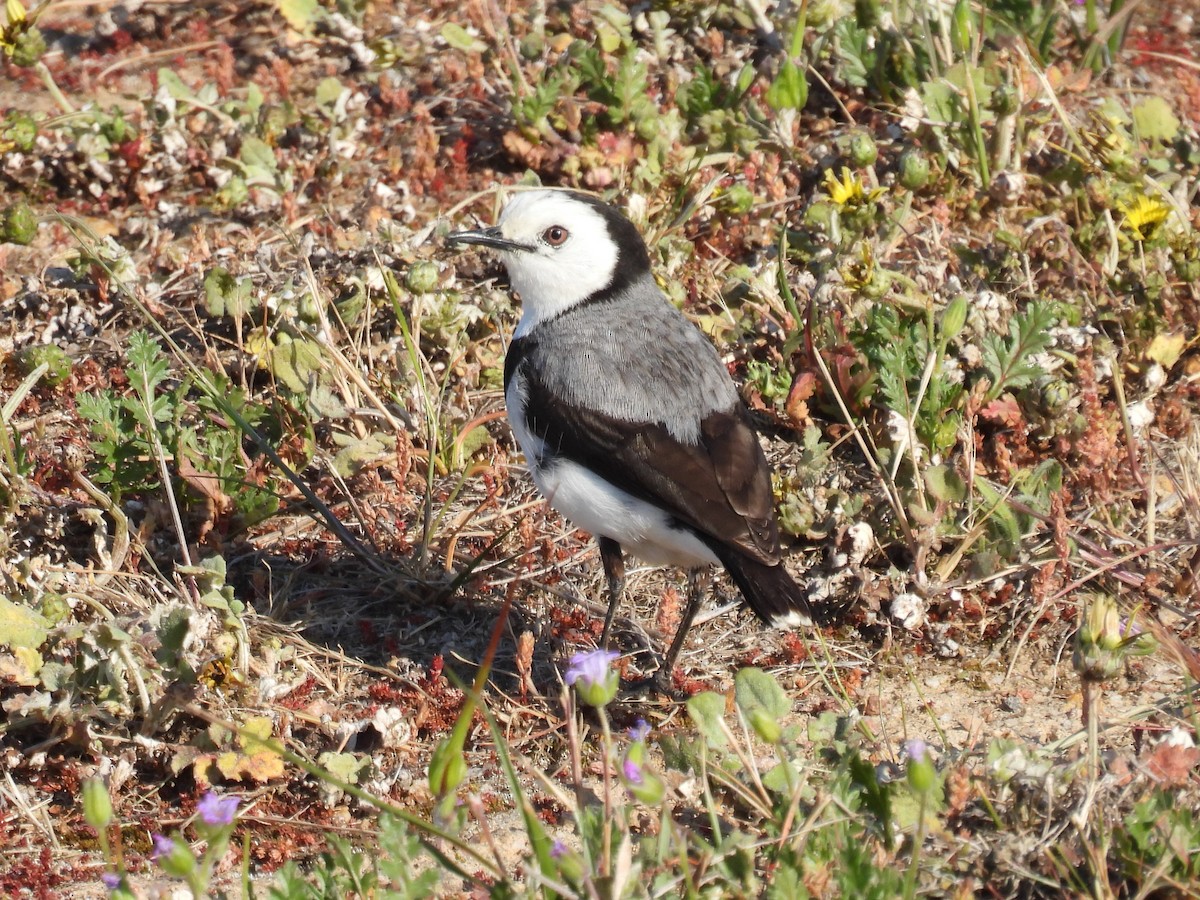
617;665;677;700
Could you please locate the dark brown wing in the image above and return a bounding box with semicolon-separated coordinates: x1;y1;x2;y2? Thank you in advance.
521;364;781;565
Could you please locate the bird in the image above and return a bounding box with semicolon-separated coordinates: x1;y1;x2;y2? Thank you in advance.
448;189;814;689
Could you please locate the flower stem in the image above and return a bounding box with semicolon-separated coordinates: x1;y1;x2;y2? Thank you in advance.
36;61;74;115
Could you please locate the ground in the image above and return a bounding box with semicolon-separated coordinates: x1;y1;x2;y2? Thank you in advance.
1;0;1199;898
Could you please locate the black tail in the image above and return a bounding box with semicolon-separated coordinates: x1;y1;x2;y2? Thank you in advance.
710;546;816;628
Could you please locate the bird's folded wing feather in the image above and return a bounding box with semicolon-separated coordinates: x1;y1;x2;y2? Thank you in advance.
521;367;781;565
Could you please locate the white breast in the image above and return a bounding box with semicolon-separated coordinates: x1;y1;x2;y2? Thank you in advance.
505;374;719;569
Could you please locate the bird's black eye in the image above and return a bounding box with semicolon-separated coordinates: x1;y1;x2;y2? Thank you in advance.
542;225;569;246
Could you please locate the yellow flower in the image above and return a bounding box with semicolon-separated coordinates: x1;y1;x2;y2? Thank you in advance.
840;241;876;291
822;166;884;209
1117;194;1171;241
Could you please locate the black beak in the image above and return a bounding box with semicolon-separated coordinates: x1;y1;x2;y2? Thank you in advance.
446;226;530;253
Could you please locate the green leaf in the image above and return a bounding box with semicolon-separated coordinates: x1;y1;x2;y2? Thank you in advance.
975;479;1022;553
596;21;622;52
245;82;264;115
155;67;195;102
1146;332;1186;369
924;464;966;503
376;815;441;898
807;710;843;749
832;20;872;89
922;80;961;125
317;751;368;785
686;691;728;748
1132;96;1180;143
203;266;256;318
980;302;1056;401
305;383;348;420
848;750;894;848
440;22;486;54
734;667;789;721
268;334;325;393
332;432;395;478
760;761;793;794
0;597;49;650
314;76;346;111
451;424;492;468
277;0;320;34
239;135;278;178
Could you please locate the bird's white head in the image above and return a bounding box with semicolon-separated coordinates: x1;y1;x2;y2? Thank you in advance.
448;190;651;336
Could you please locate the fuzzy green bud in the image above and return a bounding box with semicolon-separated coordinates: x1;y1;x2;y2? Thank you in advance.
897;148;931;191
1040;379;1071;411
1;202;37;245
905;740;937;793
628;770;665;805
746;707;782;745
846;131;878;168
10;24;45;67
405;260;440;294
15;343;71;386
861;267;893;300
296;291;322;323
573;671;618;707
428;738;467;799
940;294;968;342
518;33;543;61
950;0;972;57
620;752;666;805
1073;595;1124;682
565;649;620;708
2;109;36;151
82;779;113;829
152;835;197;879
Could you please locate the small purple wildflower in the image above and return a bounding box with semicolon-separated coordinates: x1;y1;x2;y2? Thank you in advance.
550;839;567;859
197;791;240;827
904;739;928;763
565;649;619;687
150;833;176;860
101;872;122;890
565;649;620;706
905;738;936;792
628;718;651;742
623;758;644;785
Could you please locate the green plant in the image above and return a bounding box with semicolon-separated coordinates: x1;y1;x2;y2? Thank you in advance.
978;301;1057;404
1112;788;1200;888
77;330;281;524
853;296;967;466
270;818;440;899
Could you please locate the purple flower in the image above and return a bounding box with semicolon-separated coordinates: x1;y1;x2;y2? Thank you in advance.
196;791;240;827
628;719;651;742
565;649;620;707
550;839;567;859
565;649;619;686
101;872;122;890
904;738;928;763
150;833;176;860
623;758;644;785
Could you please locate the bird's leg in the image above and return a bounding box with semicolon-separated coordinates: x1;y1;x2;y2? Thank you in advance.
656;568;710;691
598;537;625;648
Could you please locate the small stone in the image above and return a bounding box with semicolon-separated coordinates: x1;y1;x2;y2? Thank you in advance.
1000;695;1024;715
